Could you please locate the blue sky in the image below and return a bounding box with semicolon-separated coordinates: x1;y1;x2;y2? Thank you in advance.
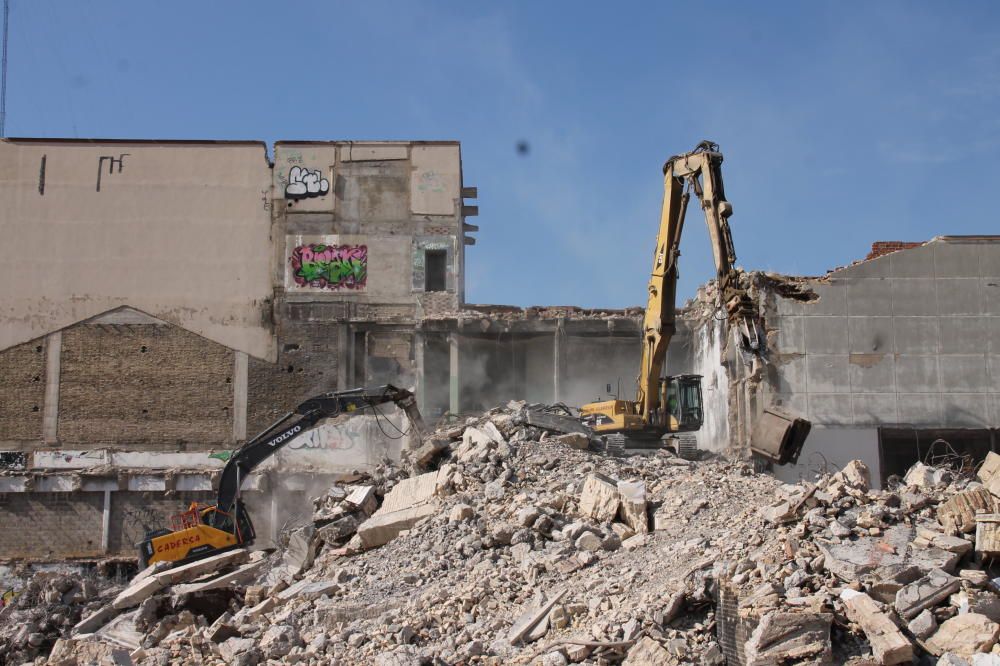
5;2;1000;307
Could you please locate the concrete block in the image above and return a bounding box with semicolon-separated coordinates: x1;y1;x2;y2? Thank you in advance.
984;281;1000;316
847;278;893;316
578;472;620;523
804;317;849;353
926;613;1000;657
345;485;377;515
73;605;119;635
895;356;939;393
939;487;996;534
35;476;77;492
988;355;1000;391
939;316;988;353
623;636;671;664
743;611;833;665
936;243;983;278
894;316;940;354
281;525;317;575
339;144;408;161
889;243;937;278
976;514;1000;556
807;394;853;425
377;469;443;515
897;394;944;425
891;278;938;316
940;355;990;392
852;393;897;426
841;590;914;664
153;548;250;587
617;481;648;534
0;476;28;492
127;475;166;492
773;315;804;354
848;316;893;353
895;569;961;619
773;354;807;394
848;353;895;393
983;244;1000;278
806;354;850;393
357;503;438;549
938;278;984;315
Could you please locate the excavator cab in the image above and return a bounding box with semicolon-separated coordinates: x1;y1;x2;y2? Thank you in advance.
662;374;703;432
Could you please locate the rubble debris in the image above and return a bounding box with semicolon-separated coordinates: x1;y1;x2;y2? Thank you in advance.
976;514;1000;558
13;400;1000;664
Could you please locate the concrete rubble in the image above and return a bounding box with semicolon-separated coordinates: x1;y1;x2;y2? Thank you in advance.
8;402;1000;663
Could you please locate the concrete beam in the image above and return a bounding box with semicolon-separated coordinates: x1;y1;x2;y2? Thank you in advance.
449;333;460;414
42;331;61;445
233;351;248;443
102;490;111;553
554;320;564;403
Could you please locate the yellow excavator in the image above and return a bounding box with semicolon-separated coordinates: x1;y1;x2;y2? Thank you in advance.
580;141;787;451
138;385;425;566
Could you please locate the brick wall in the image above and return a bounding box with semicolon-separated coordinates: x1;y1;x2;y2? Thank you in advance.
865;241;925;261
367;331;415;387
0;492;104;559
108;491;215;556
419;292;459;318
59;324;234;448
0;338;46;442
247;323;340;437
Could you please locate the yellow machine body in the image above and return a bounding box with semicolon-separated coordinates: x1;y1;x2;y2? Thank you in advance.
145;523;239;565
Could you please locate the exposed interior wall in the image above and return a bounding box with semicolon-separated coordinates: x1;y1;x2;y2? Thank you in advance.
59;323;234;448
561;336;641;408
0;339;46;443
759;239;1000;428
0;139;275;361
108;491;215;556
0;492;105;559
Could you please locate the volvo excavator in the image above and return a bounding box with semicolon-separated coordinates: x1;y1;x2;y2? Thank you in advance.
138;385;425;566
580;141;809;459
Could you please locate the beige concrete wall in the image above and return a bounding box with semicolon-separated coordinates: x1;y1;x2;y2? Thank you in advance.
0;139;276;361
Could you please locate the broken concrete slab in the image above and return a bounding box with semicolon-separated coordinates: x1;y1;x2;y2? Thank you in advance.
743;611;833;666
554;432;590;450
831;460;871;492
376;467;449;515
281;525;318;576
926;613;1000;657
908;608;938;640
517;408;591;436
171;558;266;596
938;487;996;534
111;575;165;611
357;503;438;549
617;480;648;534
979;452;1000;496
73;604;120;635
344;485;377;515
841;590;914;665
153;548;250;587
895;569;961;620
578;472;619;523
622;636;671;665
507;588;567;644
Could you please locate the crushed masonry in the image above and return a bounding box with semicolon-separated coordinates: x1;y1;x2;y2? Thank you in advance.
7;402;1000;664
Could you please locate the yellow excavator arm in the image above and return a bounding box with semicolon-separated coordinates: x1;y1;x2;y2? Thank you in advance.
581;141;762;443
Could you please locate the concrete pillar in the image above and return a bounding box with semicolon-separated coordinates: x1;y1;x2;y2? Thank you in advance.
42;331;62;445
336;324;350;390
101;489;112;553
449;332;460;415
269;487;280;548
233;351;248;443
414;332;426;413
553;319;565;403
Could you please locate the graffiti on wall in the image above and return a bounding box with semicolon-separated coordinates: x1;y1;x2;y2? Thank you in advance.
289;243;367;290
285;166;330;200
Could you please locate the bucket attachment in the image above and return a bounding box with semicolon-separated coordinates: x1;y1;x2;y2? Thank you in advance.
751;407;811;465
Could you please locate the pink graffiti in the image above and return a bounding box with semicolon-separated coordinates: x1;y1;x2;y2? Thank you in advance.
289;243;368;290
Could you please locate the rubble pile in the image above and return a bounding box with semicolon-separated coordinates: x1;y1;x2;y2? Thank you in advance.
12;403;1000;664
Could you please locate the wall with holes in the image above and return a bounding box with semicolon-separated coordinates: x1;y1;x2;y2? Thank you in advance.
0;339;47;443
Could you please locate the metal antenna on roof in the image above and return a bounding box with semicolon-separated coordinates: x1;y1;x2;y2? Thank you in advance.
0;0;8;137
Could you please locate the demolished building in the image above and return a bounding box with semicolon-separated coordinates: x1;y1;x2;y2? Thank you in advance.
0;136;998;566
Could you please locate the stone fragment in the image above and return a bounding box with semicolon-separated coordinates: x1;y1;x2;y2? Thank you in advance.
743;611;833;665
554;433;590;450
841;590;914;664
909;608;938;640
449;503;475;522
280;525;317;575
979;452;1000;496
895;569;962;619
939;488;996;534
578;473;619;523
617;480;648;534
345;485;378;515
575;532;603;552
905;462;937;488
977;514;1000;556
927;613;1000;657
111;575;164;611
357;503;438;549
622;533;648;550
832;460;871;491
611;522;635;541
172;559;266;596
622;636;670;665
316;514;360;545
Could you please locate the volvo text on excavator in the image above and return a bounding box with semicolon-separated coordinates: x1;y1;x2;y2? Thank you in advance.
137;385;425;566
580;141;766;448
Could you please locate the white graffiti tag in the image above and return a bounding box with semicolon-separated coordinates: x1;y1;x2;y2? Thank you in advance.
285;166;330;200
